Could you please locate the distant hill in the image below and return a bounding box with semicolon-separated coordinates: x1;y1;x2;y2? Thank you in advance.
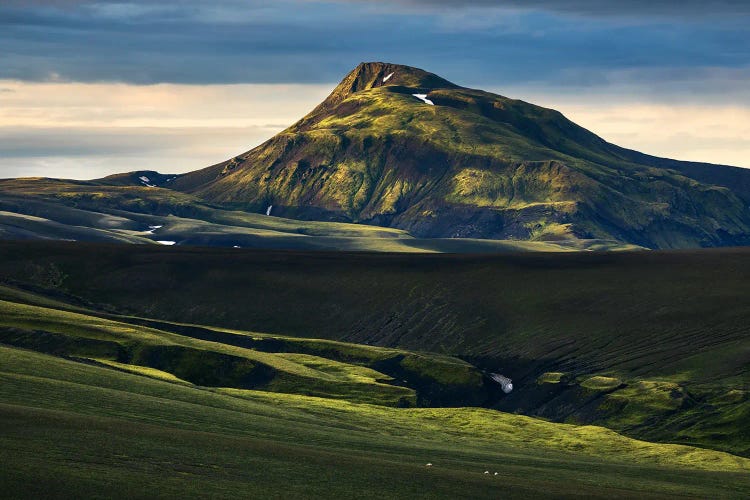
170;62;750;249
0;176;638;252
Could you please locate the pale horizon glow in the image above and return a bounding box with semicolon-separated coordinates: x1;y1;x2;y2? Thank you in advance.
503;89;750;169
0;80;747;180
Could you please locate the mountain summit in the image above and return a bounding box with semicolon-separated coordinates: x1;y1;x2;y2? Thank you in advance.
171;62;750;249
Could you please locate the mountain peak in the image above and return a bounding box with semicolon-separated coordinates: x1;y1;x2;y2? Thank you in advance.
302;62;459;122
346;62;458;92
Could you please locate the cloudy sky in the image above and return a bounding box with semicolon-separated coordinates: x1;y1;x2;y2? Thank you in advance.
1;0;749;179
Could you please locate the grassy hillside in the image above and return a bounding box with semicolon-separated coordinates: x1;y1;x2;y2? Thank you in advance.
172;62;750;249
0;296;502;407
0;240;747;458
2;344;749;498
0;177;638;251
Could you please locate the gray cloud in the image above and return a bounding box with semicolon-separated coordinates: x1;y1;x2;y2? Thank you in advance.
12;1;750;16
341;0;750;17
0;0;747;107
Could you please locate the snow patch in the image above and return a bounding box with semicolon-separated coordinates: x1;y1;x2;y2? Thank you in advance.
265;205;273;216
138;175;156;187
382;72;394;83
149;225;163;229
156;240;176;246
412;93;434;105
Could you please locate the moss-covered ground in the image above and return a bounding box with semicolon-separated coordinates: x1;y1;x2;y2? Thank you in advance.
1;345;748;499
0;240;748;497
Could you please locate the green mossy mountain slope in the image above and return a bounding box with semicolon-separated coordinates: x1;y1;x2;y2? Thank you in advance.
172;62;750;249
0;177;638;251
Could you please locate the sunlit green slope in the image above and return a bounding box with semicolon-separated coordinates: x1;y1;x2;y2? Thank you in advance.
1;337;748;498
0;177;637;251
172;62;750;249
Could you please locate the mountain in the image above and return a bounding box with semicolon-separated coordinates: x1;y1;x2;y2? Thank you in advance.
2;62;750;251
171;62;750;249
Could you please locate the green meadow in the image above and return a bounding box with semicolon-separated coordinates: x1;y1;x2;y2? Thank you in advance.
1;344;748;499
0;241;748;497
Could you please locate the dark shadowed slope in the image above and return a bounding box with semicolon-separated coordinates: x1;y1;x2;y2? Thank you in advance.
0;241;747;456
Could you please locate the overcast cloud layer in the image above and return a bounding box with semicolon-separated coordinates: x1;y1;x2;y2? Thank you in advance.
2;0;749;85
0;0;748;178
344;0;750;17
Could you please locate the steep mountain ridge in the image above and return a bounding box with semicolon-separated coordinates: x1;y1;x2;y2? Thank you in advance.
170;62;750;249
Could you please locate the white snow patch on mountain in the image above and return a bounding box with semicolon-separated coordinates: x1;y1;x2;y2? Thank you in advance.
412;94;434;105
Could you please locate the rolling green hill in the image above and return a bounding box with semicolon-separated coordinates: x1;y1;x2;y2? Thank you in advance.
0;177;638;251
171;62;750;249
3;345;748;499
0;293;499;407
0;279;748;498
0;241;747;459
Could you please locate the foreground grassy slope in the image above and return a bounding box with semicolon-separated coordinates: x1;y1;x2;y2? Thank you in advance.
0;240;746;456
1;346;748;499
